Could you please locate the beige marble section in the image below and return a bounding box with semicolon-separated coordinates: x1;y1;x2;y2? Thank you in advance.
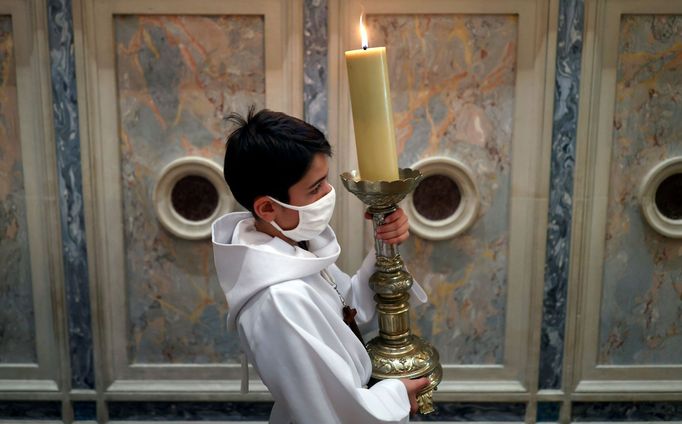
0;15;37;363
599;14;682;365
114;15;265;363
366;14;517;364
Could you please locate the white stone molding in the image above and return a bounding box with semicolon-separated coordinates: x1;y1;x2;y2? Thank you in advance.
329;0;556;404
568;0;682;401
404;156;480;241
154;157;234;240
75;0;303;392
639;156;682;239
0;0;64;389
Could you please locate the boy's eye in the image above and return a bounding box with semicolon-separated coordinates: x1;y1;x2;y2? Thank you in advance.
310;180;326;195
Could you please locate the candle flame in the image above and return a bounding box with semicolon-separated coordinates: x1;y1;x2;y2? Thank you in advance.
359;14;368;49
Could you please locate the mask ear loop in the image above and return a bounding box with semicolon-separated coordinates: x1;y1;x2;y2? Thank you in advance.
270;217;298;234
264;196;300;235
267;195;305;211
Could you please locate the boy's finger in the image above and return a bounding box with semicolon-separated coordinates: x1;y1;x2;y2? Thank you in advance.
380;213;394;224
383;231;409;245
383;209;404;223
417;377;430;391
377;221;409;237
377;215;408;232
378;228;408;241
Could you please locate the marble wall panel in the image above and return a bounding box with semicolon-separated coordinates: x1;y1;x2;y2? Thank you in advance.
107;401;272;421
366;14;518;364
411;402;526;422
572;401;682;421
599;15;682;365
114;15;265;363
47;0;94;389
539;0;584;390
0;401;61;420
0;16;37;363
72;401;96;421
536;402;561;422
303;0;327;134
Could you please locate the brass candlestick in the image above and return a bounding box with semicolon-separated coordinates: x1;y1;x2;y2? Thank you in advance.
341;168;442;414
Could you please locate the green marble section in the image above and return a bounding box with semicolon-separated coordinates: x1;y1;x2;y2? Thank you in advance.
115;15;265;363
599;15;682;365
367;15;517;364
0;16;37;363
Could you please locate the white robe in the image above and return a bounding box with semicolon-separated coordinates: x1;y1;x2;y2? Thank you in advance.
212;212;427;424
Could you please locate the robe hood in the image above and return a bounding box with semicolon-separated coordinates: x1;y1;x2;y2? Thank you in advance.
212;212;341;330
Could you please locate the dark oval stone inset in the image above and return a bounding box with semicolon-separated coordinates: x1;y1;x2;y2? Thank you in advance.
413;174;461;221
171;175;219;221
655;173;682;220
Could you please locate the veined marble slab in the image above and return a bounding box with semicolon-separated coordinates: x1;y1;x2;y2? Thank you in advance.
539;0;584;390
114;15;265;363
367;14;518;364
0;15;37;364
599;14;682;365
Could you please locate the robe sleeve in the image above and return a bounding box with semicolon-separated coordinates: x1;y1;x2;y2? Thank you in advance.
242;284;411;424
330;249;428;330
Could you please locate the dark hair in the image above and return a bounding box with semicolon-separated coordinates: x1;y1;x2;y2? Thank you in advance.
223;107;332;213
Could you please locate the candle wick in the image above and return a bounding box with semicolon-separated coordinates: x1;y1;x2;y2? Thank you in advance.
363;45;368;50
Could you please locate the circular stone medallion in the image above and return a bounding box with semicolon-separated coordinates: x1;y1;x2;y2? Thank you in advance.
639;156;682;238
405;157;479;240
154;157;235;240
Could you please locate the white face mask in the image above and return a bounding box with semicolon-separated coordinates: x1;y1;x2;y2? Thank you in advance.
268;186;336;242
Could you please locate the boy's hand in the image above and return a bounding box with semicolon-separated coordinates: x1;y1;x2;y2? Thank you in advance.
401;377;430;415
365;208;410;245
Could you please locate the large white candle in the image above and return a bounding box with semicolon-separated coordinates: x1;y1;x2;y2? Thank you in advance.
345;16;400;182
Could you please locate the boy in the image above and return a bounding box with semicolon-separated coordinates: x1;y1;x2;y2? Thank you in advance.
212;108;429;423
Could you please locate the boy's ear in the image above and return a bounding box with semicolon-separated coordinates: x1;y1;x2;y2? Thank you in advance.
253;196;277;222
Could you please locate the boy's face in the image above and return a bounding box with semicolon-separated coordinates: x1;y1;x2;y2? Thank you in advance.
273;152;331;230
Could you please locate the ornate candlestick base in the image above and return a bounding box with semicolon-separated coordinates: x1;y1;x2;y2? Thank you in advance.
341;168;442;414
